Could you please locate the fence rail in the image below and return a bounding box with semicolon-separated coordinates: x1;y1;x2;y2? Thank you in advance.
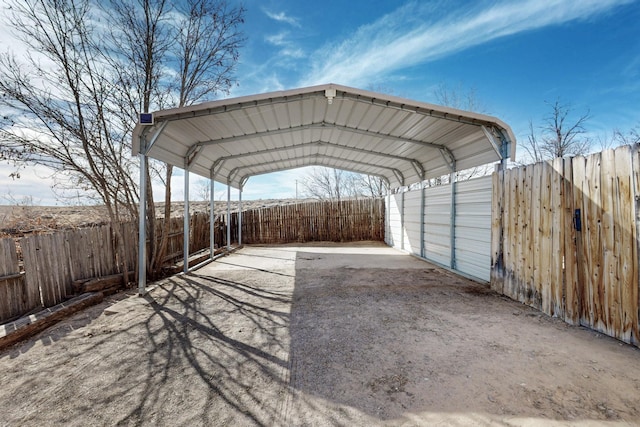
491;145;640;347
0;198;383;323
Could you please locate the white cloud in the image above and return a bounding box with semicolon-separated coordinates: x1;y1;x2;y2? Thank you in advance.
0;163;60;206
299;0;634;87
263;9;301;28
264;31;306;59
265;32;288;46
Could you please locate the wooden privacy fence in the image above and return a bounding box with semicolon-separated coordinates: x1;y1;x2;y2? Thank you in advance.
159;212;213;264
491;145;640;347
0;198;383;323
0;223;138;323
241;198;385;244
0;216;211;324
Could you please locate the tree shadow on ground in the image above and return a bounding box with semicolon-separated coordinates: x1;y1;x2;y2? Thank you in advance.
112;273;294;426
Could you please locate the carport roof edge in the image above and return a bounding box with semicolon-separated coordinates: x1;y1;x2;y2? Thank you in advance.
132;83;516;189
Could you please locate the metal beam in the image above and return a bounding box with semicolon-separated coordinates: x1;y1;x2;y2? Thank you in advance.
209;169;215;259
240;164;390;189
401;189;405;251
392;169;404;186
481;125;503;159
439;147;456;172
411;160;425;180
228;153;404;187
149;92;316;123
238;189;242;246
185;145;204;168
419;173;426;258
210;140;424;181
385;184;391;246
147;90;502;132
342;92;504;129
137;152;147;296
192;121;448;152
212;158;225;177
449;165;457;270
143;120;168;155
499;129;511;168
226;184;231;250
183;159;190;274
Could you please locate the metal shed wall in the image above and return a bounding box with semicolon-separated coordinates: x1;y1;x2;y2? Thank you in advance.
386;175;493;281
424;185;452;267
454;175;493;281
387;193;403;248
403;190;421;255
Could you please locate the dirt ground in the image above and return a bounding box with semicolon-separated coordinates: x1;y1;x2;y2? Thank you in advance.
1;242;639;426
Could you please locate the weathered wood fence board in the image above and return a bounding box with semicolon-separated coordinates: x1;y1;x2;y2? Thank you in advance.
240;199;384;244
0;239;37;322
492;145;640;347
1;198;383;323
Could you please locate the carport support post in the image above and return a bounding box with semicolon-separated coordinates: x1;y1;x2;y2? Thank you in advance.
385;185;391;246
450;170;457;270
210;172;215;259
226;184;231;250
183;162;190;273
238;188;242;245
420;179;426;258
137;152;147;296
401;188;405;251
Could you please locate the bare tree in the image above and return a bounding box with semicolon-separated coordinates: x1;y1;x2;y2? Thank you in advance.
521;120;546;163
432;83;493;182
358;175;386;198
98;0;172;274
432;82;488;113
300;168;359;201
0;0;245;278
153;0;245;271
0;0;139;279
613;123;640;146
522;100;591;163
300;167;388;200
104;0;244;273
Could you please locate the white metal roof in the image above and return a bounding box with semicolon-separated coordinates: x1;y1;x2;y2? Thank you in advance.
132;83;516;189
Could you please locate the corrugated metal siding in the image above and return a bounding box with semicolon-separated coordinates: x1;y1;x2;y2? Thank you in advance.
454;175;492;281
424;185;451;267
384;175;493;282
404;190;422;255
388;193;403;249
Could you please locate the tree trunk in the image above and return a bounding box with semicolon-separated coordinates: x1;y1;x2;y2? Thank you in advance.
154;164;173;272
145;164;157;275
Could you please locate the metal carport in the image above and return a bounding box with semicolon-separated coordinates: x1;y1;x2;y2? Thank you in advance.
132;83;516;294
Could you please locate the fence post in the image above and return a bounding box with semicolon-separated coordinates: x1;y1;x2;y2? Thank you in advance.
631;145;640;346
490;163;505;293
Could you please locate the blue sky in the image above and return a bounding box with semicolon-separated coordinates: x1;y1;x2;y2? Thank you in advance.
1;0;639;205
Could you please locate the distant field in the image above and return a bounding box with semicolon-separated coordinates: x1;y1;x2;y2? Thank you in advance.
0;199;307;237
